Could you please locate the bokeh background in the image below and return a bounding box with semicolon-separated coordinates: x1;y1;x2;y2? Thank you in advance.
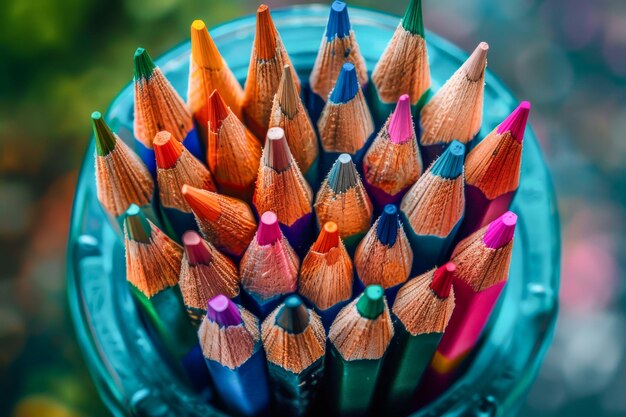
1;0;625;416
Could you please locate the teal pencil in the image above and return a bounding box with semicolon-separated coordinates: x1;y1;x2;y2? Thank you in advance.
328;285;394;416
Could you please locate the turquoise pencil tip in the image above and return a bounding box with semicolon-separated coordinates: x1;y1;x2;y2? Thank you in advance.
134;47;156;80
123;204;152;243
276;295;309;333
326;1;351;41
91;111;116;157
376;205;399;246
430;140;465;179
330;63;358;103
356;285;385;319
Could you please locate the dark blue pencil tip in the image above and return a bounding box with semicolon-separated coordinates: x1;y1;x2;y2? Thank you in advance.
276;295;309;334
430;140;465;179
330;62;358;103
326;1;351;41
376;205;399;246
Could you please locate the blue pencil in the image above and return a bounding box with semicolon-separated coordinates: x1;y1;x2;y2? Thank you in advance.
198;295;270;417
400;140;466;275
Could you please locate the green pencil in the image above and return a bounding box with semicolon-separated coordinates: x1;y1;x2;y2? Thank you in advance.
328;285;394;416
379;262;456;416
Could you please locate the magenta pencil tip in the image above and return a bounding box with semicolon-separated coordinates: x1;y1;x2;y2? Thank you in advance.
484;211;517;249
497;101;531;143
430;262;456;299
182;231;213;265
388;94;413;144
257;211;282;245
206;295;242;326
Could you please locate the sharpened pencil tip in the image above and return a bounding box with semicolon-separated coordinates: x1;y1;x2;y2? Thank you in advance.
191;19;223;70
134;47;156;81
498;101;531;143
326;1;351;41
153;131;182;169
388;94;414;144
402;0;425;36
312;221;340;253
207;89;229;132
207;295;242;326
484;211;517;249
357;285;385;319
430;140;465;179
182;185;222;222
277;65;300;118
123;204;152;243
328;153;358;193
430;262;456;298
276;295;309;333
463;42;489;81
255;4;278;60
257;211;282;245
264;127;292;171
91;111;117;157
376;205;400;246
330;62;359;103
182;231;213;265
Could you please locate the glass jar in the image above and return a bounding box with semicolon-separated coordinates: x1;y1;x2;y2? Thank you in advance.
67;5;560;417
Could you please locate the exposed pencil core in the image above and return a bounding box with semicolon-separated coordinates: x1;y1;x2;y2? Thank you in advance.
388;95;414;144
207;89;229;132
464;42;489;81
91;111;116;157
190;20;222;70
182;231;213;265
257;211;281;245
124;204;151;243
356;285;385;319
276;295;310;333
498;101;531;143
326;1;350;40
484;211;517;249
430;140;465;179
402;0;425;36
153;131;181;169
206;295;242;326
376;205;399;246
263;127;292;171
256;5;278;60
133;47;156;80
312;222;340;253
330;63;358;103
328;154;358;193
430;262;456;298
181;184;221;222
277;65;299;118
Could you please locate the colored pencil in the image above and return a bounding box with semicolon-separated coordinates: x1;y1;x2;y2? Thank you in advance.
206;89;262;203
458;101;530;240
181;185;257;259
433;211;517;374
261;295;326;416
419;42;488;160
379;262;456;417
240;211;299;317
317;62;374;169
242;4;300;140
314;153;374;253
328;285;394;416
354;204;413;305
362;94;423;210
153;130;216;239
372;0;430;106
400;140;465;275
252;127;313;253
198;295;270;417
122;204;196;356
310;1;368;102
269;65;319;185
179;231;239;323
91;111;157;229
299;221;353;330
189;19;244;143
133;47;203;173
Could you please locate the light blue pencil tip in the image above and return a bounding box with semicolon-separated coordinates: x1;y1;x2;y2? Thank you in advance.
430;140;465;179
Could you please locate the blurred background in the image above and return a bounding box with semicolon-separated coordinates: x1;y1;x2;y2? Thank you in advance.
1;0;624;416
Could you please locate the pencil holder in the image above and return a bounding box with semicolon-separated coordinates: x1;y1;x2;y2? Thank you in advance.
67;5;560;417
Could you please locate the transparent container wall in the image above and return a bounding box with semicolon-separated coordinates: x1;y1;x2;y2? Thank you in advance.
67;5;560;417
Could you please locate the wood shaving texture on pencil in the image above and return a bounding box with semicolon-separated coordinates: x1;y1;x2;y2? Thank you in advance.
420;42;488;145
329;298;394;360
451;225;514;291
354;218;413;288
134;67;194;148
198;306;260;369
261;307;325;373
310;31;368;100
372;24;430;105
363;116;422;196
400;171;464;237
299;241;353;310
240;235;299;301
465;129;522;199
124;222;183;298
317;91;374;154
96;139;154;217
315;181;373;239
393;269;455;335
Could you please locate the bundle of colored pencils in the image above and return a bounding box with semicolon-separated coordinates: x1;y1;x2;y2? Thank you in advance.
90;1;533;416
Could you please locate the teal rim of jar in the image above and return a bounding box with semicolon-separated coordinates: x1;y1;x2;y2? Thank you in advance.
67;5;561;417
